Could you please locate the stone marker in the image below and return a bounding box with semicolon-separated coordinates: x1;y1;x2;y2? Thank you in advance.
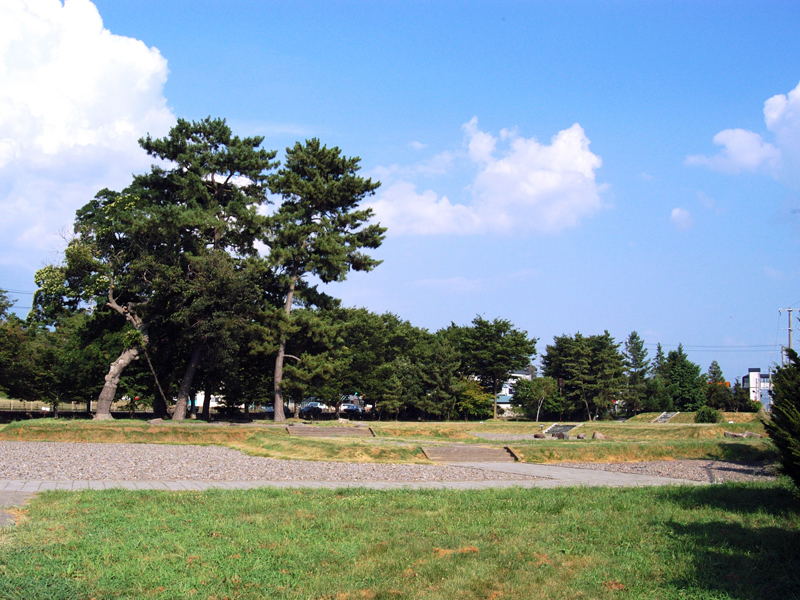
552;432;569;440
591;431;609;440
533;433;545;439
576;433;586;439
724;431;745;438
147;418;163;425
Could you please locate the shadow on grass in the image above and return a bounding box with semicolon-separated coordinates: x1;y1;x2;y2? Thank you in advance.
715;441;777;462
665;519;800;600
658;482;799;517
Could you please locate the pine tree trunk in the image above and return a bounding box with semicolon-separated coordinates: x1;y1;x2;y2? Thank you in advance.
173;345;203;421
273;274;297;423
94;347;140;420
202;382;212;421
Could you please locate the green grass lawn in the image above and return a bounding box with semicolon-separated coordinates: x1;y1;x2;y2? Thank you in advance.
1;483;798;599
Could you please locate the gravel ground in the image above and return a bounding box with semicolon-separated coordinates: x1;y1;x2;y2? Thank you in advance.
471;432;554;441
552;459;777;483
0;442;536;482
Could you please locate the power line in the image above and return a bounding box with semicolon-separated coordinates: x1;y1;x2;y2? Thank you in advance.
643;343;779;349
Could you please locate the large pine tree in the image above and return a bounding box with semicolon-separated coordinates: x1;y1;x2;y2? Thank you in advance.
265;139;385;422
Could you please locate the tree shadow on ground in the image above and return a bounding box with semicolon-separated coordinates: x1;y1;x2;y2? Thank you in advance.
665;519;799;600
658;483;799;518
715;441;777;462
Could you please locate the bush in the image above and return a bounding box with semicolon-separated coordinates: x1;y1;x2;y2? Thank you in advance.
763;349;800;489
694;405;723;423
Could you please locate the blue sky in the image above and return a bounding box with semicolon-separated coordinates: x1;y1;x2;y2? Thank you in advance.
2;0;799;381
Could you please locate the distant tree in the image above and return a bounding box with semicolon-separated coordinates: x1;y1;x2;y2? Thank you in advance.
511;376;557;421
643;375;672;412
731;378;760;412
661;344;706;411
333;308;431;411
588;331;626;418
705;360;733;410
542;331;624;420
453;378;494;420
0;289;14;320
763;349;800;489
446;316;537;419
416;338;465;421
707;360;725;383
652;343;666;377
622;331;650;415
265;139;385;422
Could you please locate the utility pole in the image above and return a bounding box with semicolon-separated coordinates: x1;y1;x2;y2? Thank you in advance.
779;308;794;366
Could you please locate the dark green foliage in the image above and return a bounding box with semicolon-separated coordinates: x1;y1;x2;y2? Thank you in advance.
764;349;800;488
695;405;723;423
446;315;537;417
265;139;385;419
662;344;706;411
510;376;557;421
707;360;725;384
541;331;625;420
622;331;650;415
732;378;761;412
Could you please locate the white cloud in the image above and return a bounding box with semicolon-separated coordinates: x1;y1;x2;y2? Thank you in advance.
670;207;694;231
367;181;483;235
763;266;783;280
368;117;605;235
370;151;454;181
686;129;780;174
409;140;428;150
687;81;800;184
0;0;174;267
764;81;800;181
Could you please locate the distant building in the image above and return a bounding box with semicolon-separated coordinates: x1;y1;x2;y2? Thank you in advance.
742;368;773;408
497;370;533;413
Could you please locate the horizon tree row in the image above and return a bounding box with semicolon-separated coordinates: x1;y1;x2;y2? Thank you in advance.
511;330;761;421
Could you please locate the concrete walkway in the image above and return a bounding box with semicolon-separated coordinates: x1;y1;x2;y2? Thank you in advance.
0;462;703;525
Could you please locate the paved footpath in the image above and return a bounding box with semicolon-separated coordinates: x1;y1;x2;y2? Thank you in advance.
0;462;702;525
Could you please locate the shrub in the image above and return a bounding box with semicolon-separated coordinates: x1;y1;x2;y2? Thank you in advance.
763;349;800;489
695;405;723;423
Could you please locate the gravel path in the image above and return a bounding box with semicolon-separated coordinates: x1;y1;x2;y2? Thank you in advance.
552;459;777;483
471;432;554;441
0;442;536;482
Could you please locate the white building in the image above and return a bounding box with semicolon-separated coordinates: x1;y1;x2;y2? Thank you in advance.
742;368;773;408
497;370;533;412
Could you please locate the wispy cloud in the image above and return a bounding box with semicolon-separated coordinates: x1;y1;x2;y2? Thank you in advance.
670;207;694;231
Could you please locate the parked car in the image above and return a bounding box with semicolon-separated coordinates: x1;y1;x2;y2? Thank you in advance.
299;401;329;417
340;403;365;416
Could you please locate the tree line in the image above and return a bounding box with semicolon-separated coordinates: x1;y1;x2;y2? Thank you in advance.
0;117;540;421
0;117;759;422
512;331;760;421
